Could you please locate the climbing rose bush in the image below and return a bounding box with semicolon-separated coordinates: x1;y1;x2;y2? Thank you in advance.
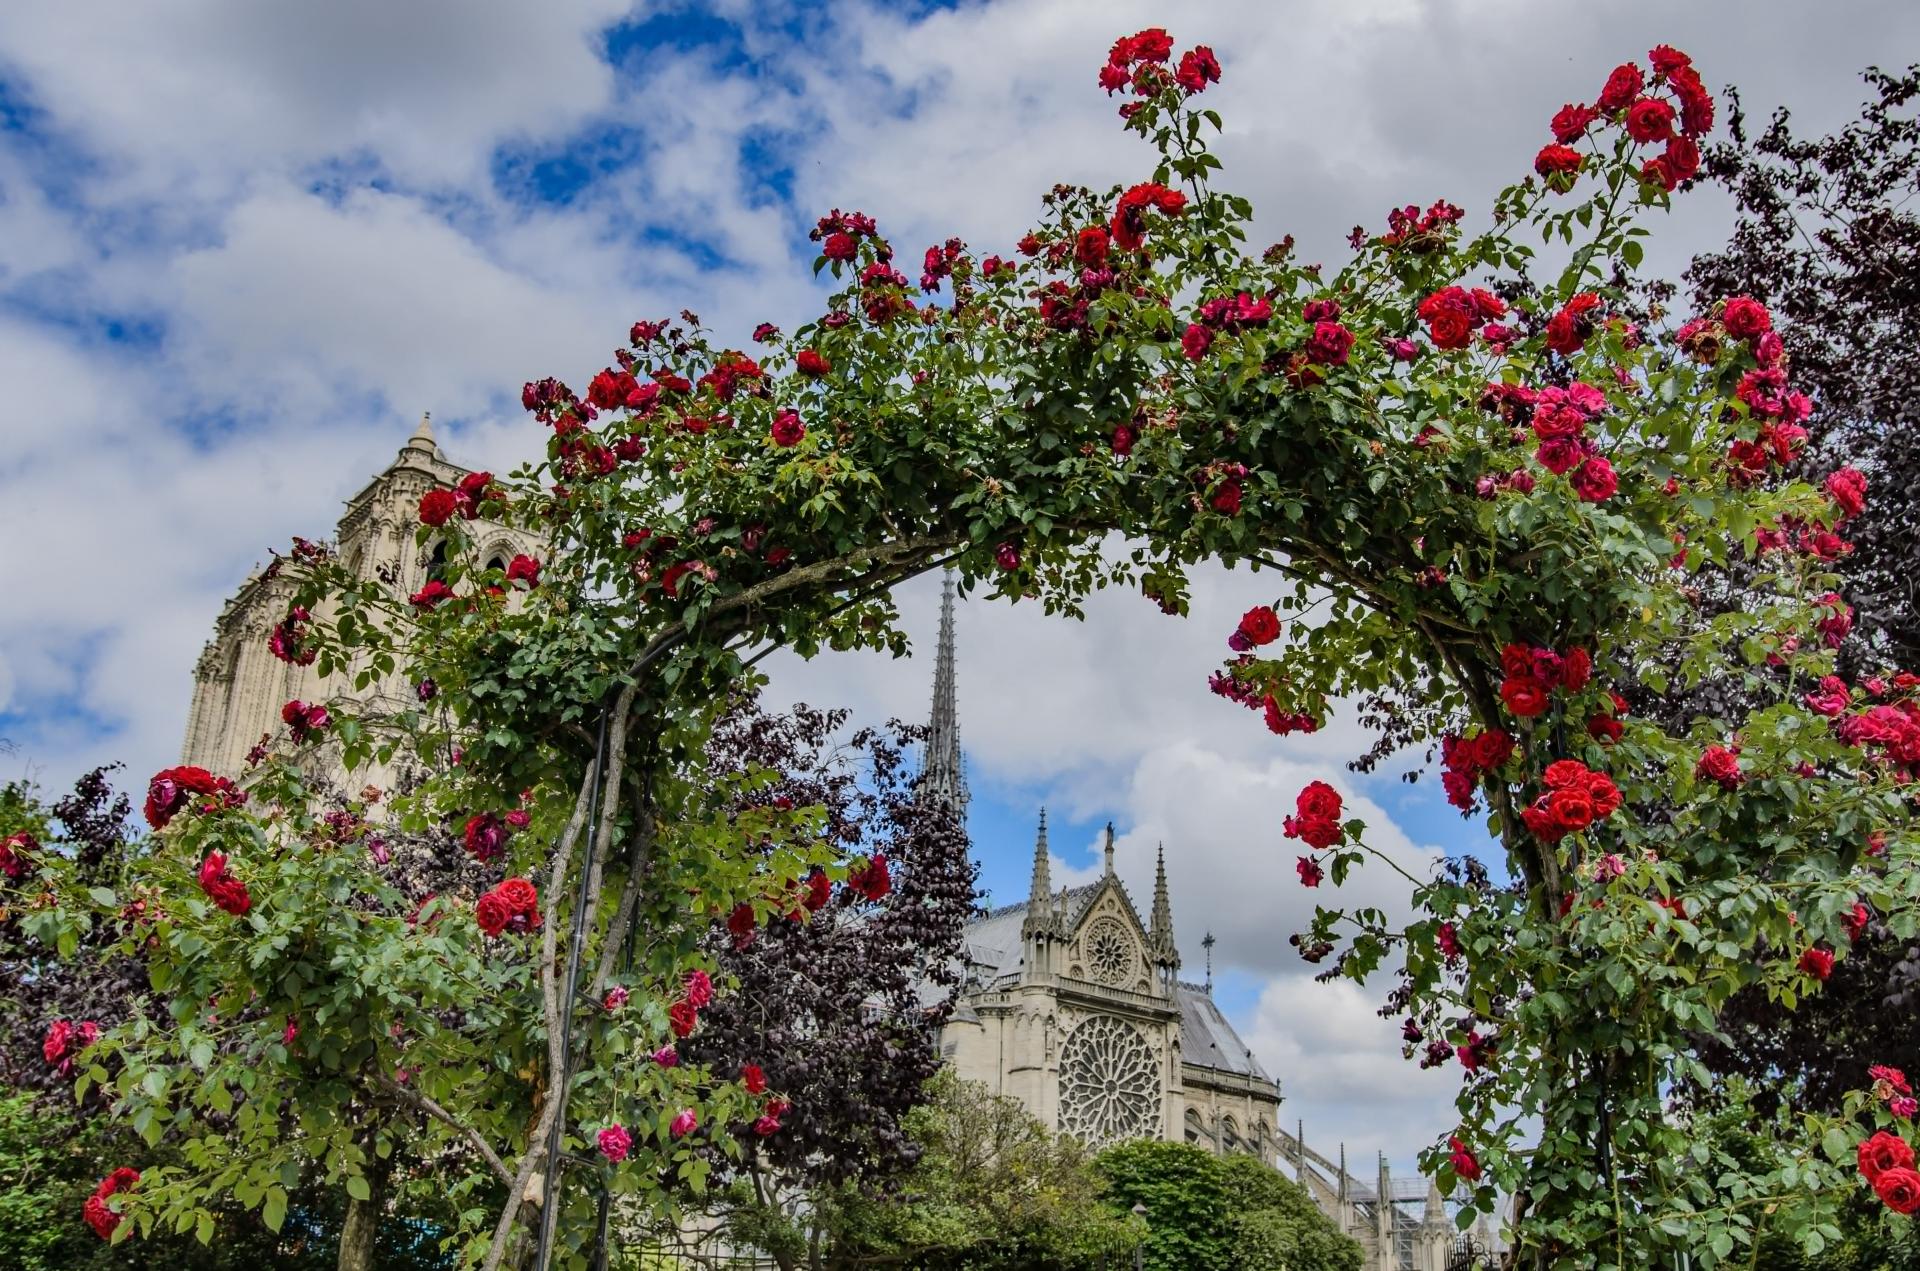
13;27;1918;1270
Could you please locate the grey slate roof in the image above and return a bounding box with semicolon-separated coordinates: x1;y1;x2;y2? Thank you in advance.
1174;980;1271;1081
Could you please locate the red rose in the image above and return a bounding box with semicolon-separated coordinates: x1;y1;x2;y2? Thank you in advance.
419;489;458;527
1210;480;1243;516
1305;321;1355;366
1861;1132;1918;1182
1551;102;1599;143
506;554;540;587
1825;466;1868;520
796;349;831;377
1663;135;1701;183
822;232;856;262
1596;62;1644;114
1534;144;1583;181
1500;676;1549;718
1562;647;1592;692
475;892;511;937
1238;605;1282;647
1797;946;1835;981
1544;789;1591;833
1284;814;1341;850
1470;730;1515;771
1181;323;1214;360
145;765;222;830
1175;45;1221;94
1449;1135;1482;1183
770;409;806;447
1296;856;1324;887
1625;98;1676;144
463;813;508;862
1418;287;1475;350
1296;780;1342;821
409;580;454;610
1720;295;1772;342
1541;760;1588;790
804;869;832;912
495;878;538;915
743;1063;769;1095
1876;1167;1920;1215
1074;225;1110;268
197;851;251;916
1570;455;1618;502
1695;745;1742;789
669;999;698;1038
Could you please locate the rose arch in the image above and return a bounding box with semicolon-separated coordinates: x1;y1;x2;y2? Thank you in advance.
22;28;1920;1271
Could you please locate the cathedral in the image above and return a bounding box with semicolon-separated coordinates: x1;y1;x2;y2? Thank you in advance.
182;420;1483;1271
915;578;1471;1271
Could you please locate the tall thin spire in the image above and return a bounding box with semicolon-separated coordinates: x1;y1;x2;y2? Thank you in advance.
1150;843;1174;941
920;573;969;819
1102;822;1115;875
1149;842;1179;973
1028;809;1052;907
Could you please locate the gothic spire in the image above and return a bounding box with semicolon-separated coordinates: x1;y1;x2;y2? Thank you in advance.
1102;822;1115;875
1023;809;1055;944
1028;808;1052;908
920;572;969;819
1150;842;1174;943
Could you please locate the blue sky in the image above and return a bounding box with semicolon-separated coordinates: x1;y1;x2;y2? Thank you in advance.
3;0;1914;1171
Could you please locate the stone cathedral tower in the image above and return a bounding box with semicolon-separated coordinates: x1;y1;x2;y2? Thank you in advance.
180;416;542;782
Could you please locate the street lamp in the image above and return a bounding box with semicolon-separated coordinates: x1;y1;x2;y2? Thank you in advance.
1131;1202;1150;1271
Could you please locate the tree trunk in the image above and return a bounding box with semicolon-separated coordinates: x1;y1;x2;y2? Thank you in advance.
337;1152;391;1271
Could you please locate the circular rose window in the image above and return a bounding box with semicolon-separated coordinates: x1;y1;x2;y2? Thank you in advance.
1058;1015;1161;1146
1085;916;1136;986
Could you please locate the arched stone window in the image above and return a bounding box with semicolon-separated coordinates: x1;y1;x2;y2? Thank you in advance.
1184;1107;1209;1147
1221;1116;1241;1153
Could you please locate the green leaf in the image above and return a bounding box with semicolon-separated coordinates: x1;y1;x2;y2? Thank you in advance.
263;1187;288;1233
346;1174;372;1202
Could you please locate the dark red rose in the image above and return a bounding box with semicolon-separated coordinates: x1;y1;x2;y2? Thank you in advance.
669;999;698;1038
1695;745;1742;789
409;580;454;610
1296;856;1323;887
771;409;806;447
796;349;831;377
475;892;511;937
1210;479;1243;516
1074;225;1110;267
1534;144;1583;182
1625;98;1676;144
1181;322;1214;360
419;489;458;527
463;812;509;862
1551;102;1598;143
1449;1136;1482;1182
1175;45;1221;94
1862;1132;1919;1182
1305;321;1355;366
1596;62;1644;114
1238;605;1281;647
1500;676;1549;718
742;1063;768;1095
1876;1167;1920;1215
1295;781;1342;821
1722;295;1772;341
1797;946;1835;981
821;232;856;262
1570;455;1618;502
145;765;222;830
197;851;251;916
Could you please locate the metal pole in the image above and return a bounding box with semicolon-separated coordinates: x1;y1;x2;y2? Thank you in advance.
535;711;611;1270
1131;1201;1149;1271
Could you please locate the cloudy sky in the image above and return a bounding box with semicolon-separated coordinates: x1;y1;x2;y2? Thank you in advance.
2;0;1914;1174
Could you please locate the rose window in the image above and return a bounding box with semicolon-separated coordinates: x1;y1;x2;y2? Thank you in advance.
1058;1016;1161;1146
1085;917;1136;986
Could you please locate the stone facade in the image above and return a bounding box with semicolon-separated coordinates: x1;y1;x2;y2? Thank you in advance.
180;416;539;787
